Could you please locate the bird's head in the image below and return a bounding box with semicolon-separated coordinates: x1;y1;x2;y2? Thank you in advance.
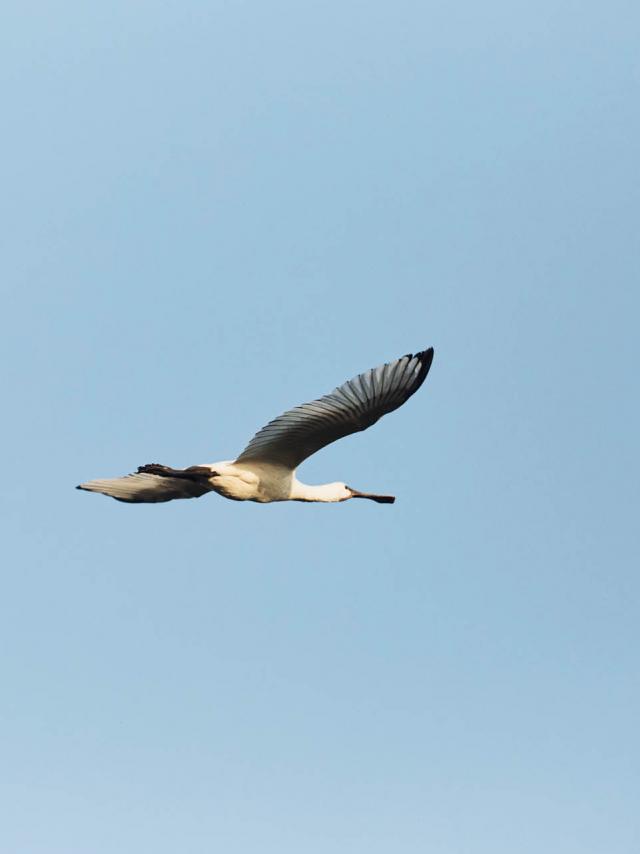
319;482;353;502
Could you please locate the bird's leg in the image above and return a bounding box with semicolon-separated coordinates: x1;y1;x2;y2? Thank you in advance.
137;463;178;476
137;464;217;481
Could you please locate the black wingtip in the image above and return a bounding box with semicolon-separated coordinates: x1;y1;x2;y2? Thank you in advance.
413;347;434;383
402;346;434;364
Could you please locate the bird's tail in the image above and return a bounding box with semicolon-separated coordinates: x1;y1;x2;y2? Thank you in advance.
77;464;213;503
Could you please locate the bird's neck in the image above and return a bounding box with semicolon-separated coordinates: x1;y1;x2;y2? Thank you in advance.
290;479;346;503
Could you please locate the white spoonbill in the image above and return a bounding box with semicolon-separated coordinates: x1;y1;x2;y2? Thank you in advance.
77;347;434;505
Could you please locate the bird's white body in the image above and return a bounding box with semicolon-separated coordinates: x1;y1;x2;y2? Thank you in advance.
199;461;351;503
199;460;291;503
78;348;434;506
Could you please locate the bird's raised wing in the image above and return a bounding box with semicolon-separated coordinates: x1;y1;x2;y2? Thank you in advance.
76;465;212;503
235;348;434;470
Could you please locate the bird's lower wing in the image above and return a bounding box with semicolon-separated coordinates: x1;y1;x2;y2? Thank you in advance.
235;348;434;470
77;467;212;503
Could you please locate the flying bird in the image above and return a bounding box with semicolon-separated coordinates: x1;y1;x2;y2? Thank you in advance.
77;347;434;506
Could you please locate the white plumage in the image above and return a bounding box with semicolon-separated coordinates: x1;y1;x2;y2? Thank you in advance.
78;347;434;506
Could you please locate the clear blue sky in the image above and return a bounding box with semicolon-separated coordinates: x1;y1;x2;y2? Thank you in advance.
2;2;638;852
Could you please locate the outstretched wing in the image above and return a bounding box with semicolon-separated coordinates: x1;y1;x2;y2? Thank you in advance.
77;465;212;503
235;348;434;470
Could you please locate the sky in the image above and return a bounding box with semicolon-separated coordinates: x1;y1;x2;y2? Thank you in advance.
1;1;639;852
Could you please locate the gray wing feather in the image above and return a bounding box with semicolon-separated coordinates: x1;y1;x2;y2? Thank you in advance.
235;348;434;469
76;472;210;503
